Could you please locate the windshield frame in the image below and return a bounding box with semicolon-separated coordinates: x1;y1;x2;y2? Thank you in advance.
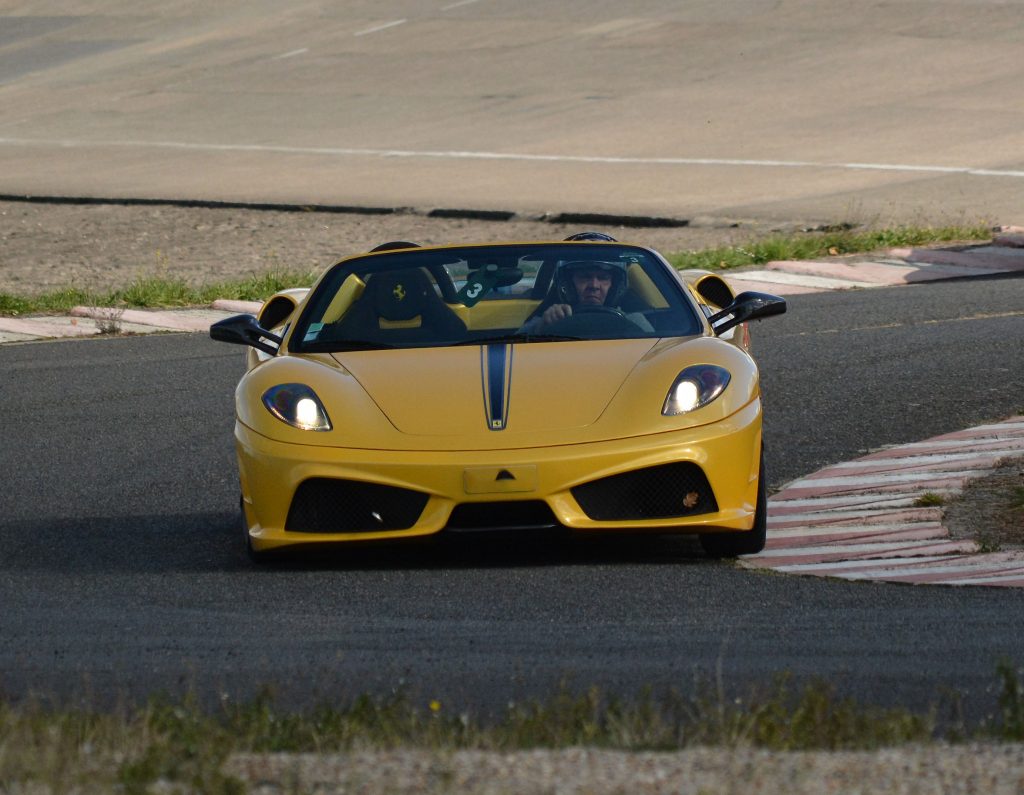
287;242;703;354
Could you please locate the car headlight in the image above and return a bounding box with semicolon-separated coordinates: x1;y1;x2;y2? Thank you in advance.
262;384;332;431
662;365;731;415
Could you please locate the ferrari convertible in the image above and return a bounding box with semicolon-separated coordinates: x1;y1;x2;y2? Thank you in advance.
211;234;785;561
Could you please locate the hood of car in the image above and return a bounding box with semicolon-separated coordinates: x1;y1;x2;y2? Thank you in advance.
333;339;659;439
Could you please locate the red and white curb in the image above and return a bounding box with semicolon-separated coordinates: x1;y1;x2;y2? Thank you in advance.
0;302;262;344
741;417;1024;587
727;226;1024;296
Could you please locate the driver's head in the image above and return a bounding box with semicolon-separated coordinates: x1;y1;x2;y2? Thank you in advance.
572;267;613;305
555;260;627;306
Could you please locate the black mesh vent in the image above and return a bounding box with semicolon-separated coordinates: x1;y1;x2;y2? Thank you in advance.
571;462;718;521
446;501;559;531
695;275;734;309
286;478;429;533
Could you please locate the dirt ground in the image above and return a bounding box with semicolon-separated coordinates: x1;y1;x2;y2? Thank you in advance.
0;200;787;296
944;459;1024;552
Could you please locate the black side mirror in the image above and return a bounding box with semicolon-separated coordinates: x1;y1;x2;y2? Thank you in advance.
708;291;787;335
210;314;283;356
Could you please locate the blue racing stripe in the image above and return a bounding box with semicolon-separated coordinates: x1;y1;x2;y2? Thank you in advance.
482;343;512;430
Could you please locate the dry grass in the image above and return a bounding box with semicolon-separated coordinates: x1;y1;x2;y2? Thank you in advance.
4;663;1024;792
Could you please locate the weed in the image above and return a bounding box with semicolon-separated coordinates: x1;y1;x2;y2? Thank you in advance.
993;660;1024;741
1010;487;1024;513
914;492;946;507
93;307;124;335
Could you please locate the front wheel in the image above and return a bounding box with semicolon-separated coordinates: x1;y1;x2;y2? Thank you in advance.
700;454;767;558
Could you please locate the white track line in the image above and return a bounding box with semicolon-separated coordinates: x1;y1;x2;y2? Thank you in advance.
821;452;1016;471
353;20;407;36
782;469;992;490
0;137;1022;178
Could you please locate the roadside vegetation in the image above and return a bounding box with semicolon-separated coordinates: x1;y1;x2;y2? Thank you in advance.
0;223;993;316
2;662;1024;793
666;222;992;271
0;269;318;317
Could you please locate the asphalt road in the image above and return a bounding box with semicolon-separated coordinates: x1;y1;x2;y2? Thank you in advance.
1;274;1022;721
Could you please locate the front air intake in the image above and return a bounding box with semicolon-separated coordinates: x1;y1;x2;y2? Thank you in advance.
286;478;428;533
446;501;559;531
571;462;717;521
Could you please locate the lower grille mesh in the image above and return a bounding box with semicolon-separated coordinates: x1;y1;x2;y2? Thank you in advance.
286;478;429;533
571;462;717;521
446;500;558;531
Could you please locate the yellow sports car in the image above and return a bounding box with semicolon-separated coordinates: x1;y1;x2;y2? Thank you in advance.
211;233;786;561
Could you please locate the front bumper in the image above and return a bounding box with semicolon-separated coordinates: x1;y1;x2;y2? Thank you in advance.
237;399;762;551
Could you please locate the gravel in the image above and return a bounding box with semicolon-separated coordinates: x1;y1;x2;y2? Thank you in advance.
0;200;780;296
227;745;1024;794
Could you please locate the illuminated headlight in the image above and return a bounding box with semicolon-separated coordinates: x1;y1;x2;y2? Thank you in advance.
662;365;731;415
262;384;332;431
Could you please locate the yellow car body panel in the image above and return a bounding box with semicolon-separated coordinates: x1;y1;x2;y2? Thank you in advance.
235;338;758;451
238;396;762;550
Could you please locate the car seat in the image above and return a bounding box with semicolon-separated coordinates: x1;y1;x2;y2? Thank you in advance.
335;268;467;344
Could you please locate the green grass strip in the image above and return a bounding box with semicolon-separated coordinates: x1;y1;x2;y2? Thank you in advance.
0;269;316;317
0;224;994;316
667;223;992;271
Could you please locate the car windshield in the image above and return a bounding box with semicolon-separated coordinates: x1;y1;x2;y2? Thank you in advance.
289;243;703;353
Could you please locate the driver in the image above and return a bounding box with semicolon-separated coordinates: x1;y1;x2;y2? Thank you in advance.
520;259;653;333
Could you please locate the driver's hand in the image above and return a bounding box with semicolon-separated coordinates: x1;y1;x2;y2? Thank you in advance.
541;303;572;326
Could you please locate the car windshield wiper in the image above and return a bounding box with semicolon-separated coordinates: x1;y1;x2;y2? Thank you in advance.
517;333;585;343
450;334;523;346
303;339;397;352
450;333;584;346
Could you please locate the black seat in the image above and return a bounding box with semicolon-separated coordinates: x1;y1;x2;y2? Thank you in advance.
337;268;466;344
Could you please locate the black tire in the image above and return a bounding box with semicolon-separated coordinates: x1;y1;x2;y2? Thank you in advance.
700;454;767;558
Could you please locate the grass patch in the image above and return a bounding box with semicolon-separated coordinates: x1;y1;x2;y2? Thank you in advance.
4;663;1024;792
1010;487;1024;514
668;223;992;271
0;225;996;317
0;269;316;317
914;492;947;507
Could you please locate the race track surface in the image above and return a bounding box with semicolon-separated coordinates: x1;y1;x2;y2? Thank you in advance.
2;275;1022;720
2;0;1023;724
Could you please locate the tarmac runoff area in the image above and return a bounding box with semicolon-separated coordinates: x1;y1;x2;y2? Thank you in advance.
2;228;1021;589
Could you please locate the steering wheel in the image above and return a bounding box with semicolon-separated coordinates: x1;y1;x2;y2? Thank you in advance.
574;305;627;319
545;305;641;337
